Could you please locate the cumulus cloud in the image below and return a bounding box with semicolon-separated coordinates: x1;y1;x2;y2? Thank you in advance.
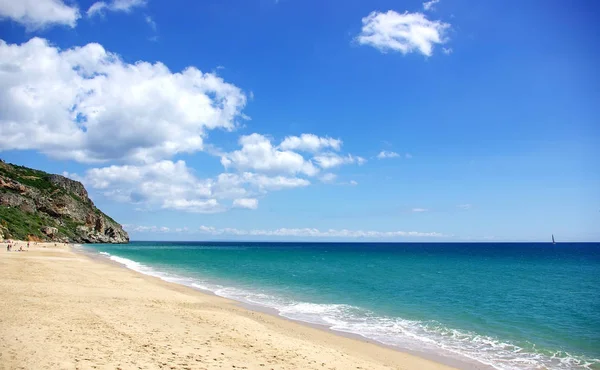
279;133;342;153
356;10;450;56
81;160;221;213
0;0;79;29
233;198;259;210
376;150;400;159
195;226;444;238
220;133;365;178
87;0;146;17
71;160;309;213
423;0;440;11
221;134;319;176
0;38;247;164
313;153;366;169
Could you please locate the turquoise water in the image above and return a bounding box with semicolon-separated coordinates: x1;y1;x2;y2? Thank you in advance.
85;242;600;369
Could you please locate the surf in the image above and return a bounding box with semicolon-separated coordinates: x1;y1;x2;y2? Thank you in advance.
90;246;600;370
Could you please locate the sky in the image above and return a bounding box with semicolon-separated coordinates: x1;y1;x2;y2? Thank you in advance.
0;0;598;242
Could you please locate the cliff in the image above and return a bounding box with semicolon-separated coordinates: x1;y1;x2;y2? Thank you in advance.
0;160;129;244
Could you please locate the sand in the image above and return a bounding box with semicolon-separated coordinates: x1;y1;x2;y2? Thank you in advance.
0;243;456;370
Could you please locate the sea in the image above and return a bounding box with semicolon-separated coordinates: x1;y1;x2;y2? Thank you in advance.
81;241;600;370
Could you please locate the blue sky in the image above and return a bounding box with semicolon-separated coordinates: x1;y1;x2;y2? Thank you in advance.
0;0;598;242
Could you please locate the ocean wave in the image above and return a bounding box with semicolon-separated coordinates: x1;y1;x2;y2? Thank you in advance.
97;250;599;370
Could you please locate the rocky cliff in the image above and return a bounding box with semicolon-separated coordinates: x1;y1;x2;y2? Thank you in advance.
0;160;129;243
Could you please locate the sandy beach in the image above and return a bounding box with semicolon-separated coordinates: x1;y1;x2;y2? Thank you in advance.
0;243;456;370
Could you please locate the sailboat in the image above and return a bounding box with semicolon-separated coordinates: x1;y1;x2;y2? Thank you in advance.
552;234;556;244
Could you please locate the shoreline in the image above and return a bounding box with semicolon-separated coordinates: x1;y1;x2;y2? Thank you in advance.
1;242;461;369
77;246;487;370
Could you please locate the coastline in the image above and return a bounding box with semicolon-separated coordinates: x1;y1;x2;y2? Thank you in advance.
1;242;459;370
78;246;488;370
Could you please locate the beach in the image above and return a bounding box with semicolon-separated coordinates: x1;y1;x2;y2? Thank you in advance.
0;243;455;370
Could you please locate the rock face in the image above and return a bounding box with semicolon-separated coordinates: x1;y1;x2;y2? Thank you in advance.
0;160;129;244
41;226;58;236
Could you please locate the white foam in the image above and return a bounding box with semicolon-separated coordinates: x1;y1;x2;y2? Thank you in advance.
96;250;599;370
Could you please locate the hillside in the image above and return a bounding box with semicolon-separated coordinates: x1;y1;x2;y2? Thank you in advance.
0;160;129;243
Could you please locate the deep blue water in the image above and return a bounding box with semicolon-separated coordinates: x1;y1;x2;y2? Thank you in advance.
84;241;600;369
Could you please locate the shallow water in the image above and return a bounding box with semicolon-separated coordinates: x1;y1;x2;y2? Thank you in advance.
86;242;600;369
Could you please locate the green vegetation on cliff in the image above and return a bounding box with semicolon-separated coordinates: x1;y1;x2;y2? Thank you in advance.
0;160;129;243
0;163;56;192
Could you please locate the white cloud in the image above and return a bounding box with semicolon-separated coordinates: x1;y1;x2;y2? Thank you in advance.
215;173;310;195
233;198;258;210
86;2;107;16
313;152;366;169
198;225;217;233
442;47;452;55
0;38;247;164
72;160;308;213
412;208;428;212
196;226;444;238
423;0;440;11
356;10;450;56
218;133;363;191
124;225;170;233
0;0;79;30
320;173;337;184
279;134;342;153
163;199;222;213
125;224;445;239
376;150;399;159
221;134;319;176
145;15;156;31
87;0;146;17
241;173;310;191
81;160;223;213
319;174;359;186
405;153;413;159
458;204;472;210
